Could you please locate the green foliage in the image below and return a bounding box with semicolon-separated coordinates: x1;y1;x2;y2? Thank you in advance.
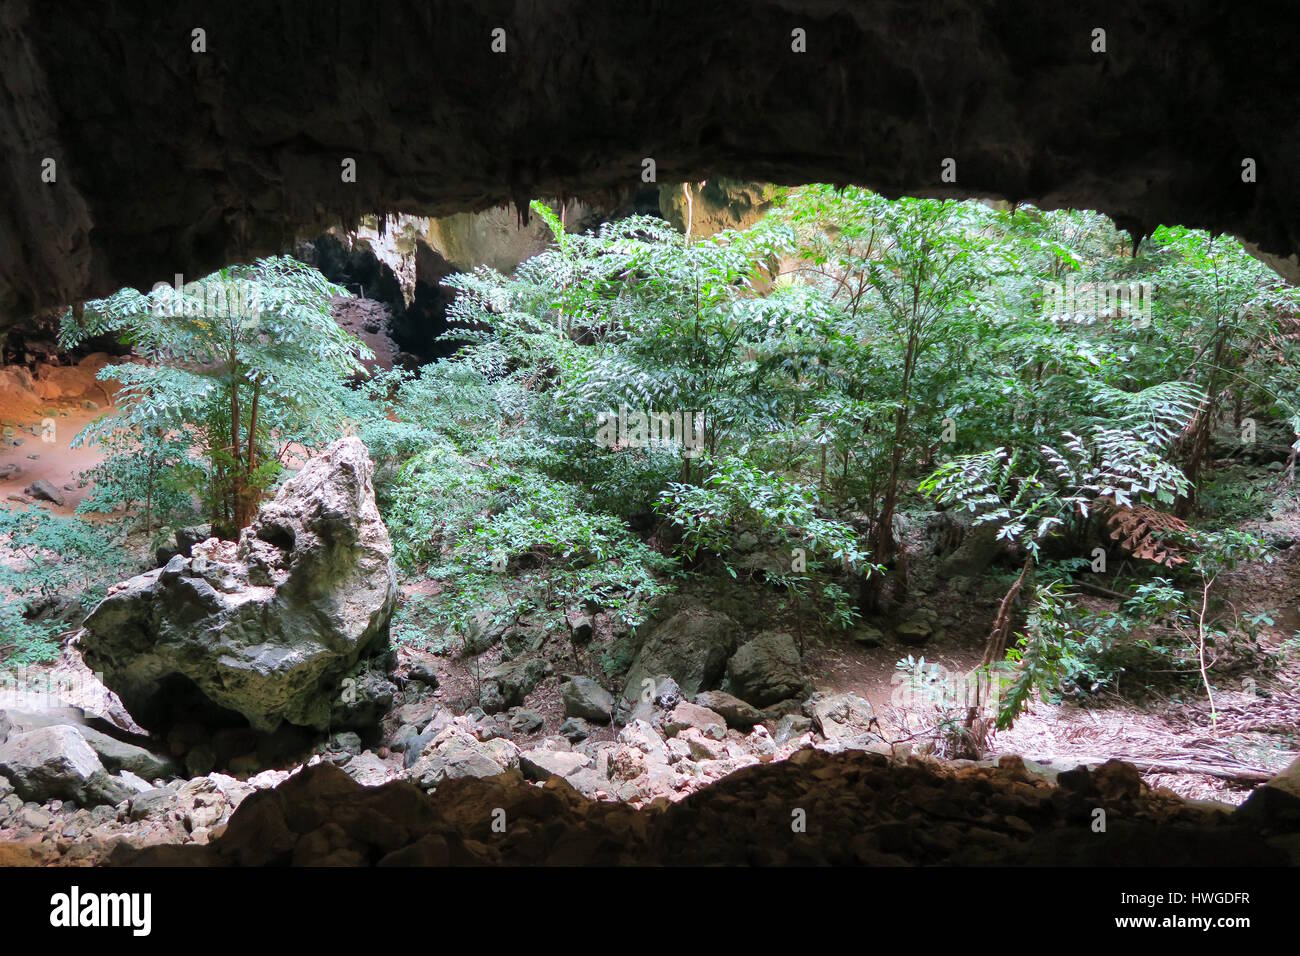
389;445;674;638
656;455;869;571
599;636;638;681
919;420;1192;560
1182;526;1272;578
60;257;370;536
894;653;986;758
72;428;200;534
1195;470;1275;526
0;509;137;665
389;596;462;656
0;606;62;667
996;579;1195;727
378;198;886;642
42;185;1292;714
1000;529;1274;726
360;188;1296;696
749;188;1016;550
999;584;1084;727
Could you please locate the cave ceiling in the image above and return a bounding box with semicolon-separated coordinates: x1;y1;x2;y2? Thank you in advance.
1;0;1296;333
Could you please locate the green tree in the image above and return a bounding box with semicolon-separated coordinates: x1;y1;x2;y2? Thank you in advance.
762;187;1015;607
61;257;370;537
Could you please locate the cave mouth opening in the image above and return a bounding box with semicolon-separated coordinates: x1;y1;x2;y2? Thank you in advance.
1;180;1297;870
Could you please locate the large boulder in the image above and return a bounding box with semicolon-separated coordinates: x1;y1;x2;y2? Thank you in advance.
479;657;552;714
406;728;510;790
663;701;727;740
895;608;938;646
804;692;876;740
330;668;398;731
24;479;65;506
938;522;1003;579
561;677;614;723
0;709;177;780
80;438;398;733
724;631;807;707
518;749;593;782
462;609;511;654
620;606;741;703
0;725;132;807
694;691;764;730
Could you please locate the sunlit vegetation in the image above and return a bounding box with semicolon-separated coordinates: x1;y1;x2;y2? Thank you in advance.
7;188;1300;739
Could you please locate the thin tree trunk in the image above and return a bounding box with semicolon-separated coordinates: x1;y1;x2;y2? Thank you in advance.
867;318;919;610
963;554;1036;743
983;554;1035;668
247;382;260;475
145;447;156;539
1196;573;1218;735
229;377;242;525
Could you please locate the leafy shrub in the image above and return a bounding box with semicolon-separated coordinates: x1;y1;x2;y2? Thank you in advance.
0;509;138;665
389;447;674;638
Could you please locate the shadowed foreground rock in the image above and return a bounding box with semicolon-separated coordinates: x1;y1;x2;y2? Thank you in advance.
109;751;1298;866
80;437;398;733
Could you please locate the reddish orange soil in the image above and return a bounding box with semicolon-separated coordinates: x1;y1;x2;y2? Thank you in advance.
0;356;117;516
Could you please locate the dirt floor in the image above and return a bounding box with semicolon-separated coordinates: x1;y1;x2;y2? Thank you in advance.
0;355;119;516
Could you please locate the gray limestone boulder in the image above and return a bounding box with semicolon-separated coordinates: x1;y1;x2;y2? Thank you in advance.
725;631;807;707
0;725;133;807
620;606;740;703
80;437;398;732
